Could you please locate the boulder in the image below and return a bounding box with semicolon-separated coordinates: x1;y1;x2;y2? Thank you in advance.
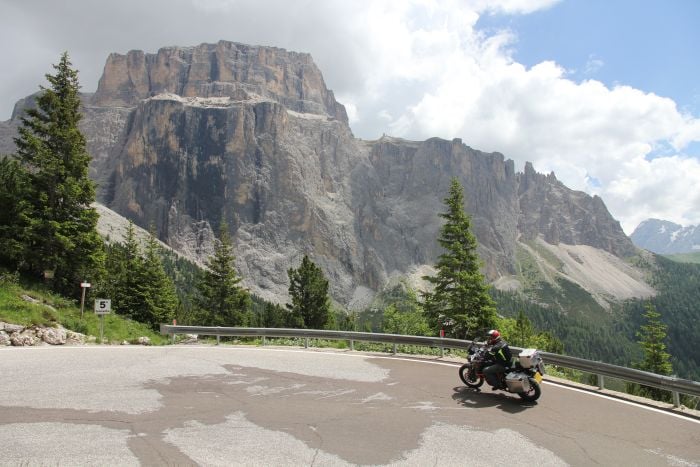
0;331;10;346
66;331;87;345
4;323;24;334
39;326;67;345
10;329;40;346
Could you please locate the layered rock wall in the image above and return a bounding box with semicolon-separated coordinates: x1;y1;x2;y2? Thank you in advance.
91;41;348;124
1;40;640;306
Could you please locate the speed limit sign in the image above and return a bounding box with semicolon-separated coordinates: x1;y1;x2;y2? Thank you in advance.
94;299;111;315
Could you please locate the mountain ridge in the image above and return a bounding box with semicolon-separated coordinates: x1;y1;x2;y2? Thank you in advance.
0;40;652;309
631;218;700;255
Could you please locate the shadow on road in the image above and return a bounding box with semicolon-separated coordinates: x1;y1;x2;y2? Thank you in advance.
451;385;538;413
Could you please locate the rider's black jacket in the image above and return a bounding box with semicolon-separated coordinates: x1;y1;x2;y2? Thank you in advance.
488;340;512;366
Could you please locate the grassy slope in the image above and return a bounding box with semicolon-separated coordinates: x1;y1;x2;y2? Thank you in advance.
663;251;700;264
0;275;167;345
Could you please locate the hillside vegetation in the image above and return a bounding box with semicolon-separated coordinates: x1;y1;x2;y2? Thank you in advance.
664;251;700;264
0;271;167;345
494;252;700;381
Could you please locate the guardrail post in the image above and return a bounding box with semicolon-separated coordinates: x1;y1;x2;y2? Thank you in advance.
216;335;220;345
672;391;680;408
598;374;605;390
440;344;444;358
305;337;309;349
262;336;266;346
350;340;354;351
392;343;397;354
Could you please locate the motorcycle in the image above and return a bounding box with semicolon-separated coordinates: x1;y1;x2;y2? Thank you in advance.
458;344;545;402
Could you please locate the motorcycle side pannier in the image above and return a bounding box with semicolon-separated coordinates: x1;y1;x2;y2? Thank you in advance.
518;348;539;368
505;372;531;392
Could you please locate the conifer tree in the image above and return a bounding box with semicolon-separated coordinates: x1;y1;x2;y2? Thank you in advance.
635;303;673;400
286;255;331;329
138;230;178;328
514;310;535;347
196;219;251;326
13;52;103;295
101;223;178;329
261;302;286;328
0;158;30;266
109;222;144;320
422;178;496;339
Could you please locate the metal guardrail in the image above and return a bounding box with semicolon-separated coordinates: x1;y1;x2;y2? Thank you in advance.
160;325;700;407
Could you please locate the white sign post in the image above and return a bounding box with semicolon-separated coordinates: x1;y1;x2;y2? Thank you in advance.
79;282;91;320
94;299;111;344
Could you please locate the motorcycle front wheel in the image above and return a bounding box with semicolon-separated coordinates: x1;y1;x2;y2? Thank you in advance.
518;377;541;402
459;364;484;388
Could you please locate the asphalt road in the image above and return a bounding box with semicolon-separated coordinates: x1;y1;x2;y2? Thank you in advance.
0;345;698;466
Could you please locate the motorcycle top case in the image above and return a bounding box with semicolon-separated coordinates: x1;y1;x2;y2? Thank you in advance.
518;348;539;369
505;371;531;392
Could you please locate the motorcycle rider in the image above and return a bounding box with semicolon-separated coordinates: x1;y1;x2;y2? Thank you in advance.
483;329;512;390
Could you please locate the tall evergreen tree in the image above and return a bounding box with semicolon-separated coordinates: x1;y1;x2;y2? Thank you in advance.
286;255;331;329
422;178;496;339
13;52;103;295
107;222;143;320
0;157;30;266
260;302;287;328
513;310;535;347
101;223;178;329
635;302;673;401
138;230;178;328
196;219;251;326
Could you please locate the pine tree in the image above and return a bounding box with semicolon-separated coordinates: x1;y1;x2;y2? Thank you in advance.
101;223;178;329
12;52;104;295
422;178;496;339
635;302;673;401
111;222;145;321
260;302;286;328
138;230;178;328
514;310;535;347
0;157;31;266
286;255;331;329
196;220;251;326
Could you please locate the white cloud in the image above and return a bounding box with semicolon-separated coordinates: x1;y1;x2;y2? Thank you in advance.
333;1;700;233
1;0;699;234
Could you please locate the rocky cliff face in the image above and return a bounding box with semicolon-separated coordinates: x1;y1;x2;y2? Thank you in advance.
1;40;646;308
91;41;348;124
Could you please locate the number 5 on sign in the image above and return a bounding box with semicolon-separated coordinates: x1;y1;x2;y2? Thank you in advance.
94;299;111;314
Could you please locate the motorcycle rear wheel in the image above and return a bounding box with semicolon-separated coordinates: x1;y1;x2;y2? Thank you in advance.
459;364;484;388
517;377;541;402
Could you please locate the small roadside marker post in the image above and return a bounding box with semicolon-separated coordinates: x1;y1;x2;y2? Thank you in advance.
94;299;111;344
80;282;91;320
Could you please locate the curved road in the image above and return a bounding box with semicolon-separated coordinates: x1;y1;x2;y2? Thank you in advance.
0;346;698;466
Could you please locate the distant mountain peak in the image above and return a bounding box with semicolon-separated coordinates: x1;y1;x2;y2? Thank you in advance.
631;218;700;254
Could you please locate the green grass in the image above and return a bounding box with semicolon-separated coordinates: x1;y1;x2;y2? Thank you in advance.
515;244;547;288
528;240;565;271
663;251;700;264
0;272;167;345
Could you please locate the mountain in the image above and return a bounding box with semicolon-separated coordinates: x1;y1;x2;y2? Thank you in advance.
0;40;654;310
631;219;700;255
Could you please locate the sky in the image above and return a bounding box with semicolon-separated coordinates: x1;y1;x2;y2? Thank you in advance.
1;0;699;234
